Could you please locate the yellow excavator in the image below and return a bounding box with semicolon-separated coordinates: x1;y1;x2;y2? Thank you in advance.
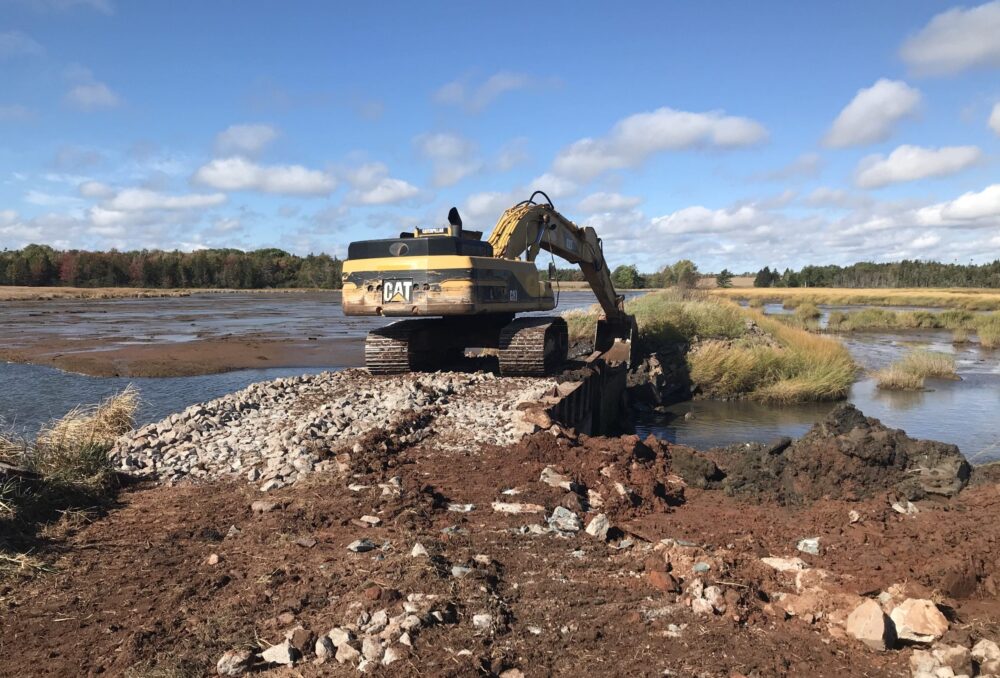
341;191;637;376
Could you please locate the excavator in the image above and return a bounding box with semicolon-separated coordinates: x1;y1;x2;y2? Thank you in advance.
341;191;637;376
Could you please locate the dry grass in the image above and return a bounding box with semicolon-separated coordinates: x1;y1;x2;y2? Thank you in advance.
713;287;1000;311
794;302;821;322
826;308;976;332
977;314;1000;349
952;328;970;344
565;290;856;402
1;387;137;576
874;350;957;391
875;365;926;391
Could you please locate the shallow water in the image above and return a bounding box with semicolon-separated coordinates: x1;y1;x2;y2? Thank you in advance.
635;329;1000;462
0;290;634;434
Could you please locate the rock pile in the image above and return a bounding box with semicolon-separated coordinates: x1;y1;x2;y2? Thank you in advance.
111;369;554;491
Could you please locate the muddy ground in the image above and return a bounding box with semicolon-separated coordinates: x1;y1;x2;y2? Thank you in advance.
2;393;999;677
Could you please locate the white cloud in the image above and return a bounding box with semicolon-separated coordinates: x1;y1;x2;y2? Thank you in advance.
900;1;1000;75
855;145;983;188
193;157;336;195
434;72;552;113
578;192;641;213
990;103;1000;135
552;106;767;181
652;204;766;235
414;132;481;186
24;189;83;207
528;173;578;199
936;184;1000;221
0;31;44;58
823;79;921;148
65;77;121;111
464;191;518;223
103;188;226;211
343;161;419;205
0;104;33;121
214;123;279;157
0;209;19;225
77;180;113;198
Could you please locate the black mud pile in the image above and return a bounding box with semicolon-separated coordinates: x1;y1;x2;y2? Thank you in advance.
710;404;971;504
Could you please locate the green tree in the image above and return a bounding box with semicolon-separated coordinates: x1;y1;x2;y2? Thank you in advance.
671;259;699;288
716;268;734;288
611;264;644;289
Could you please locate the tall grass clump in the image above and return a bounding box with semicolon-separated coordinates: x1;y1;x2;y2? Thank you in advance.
874;350;957;390
794;302;821;322
976;313;1000;349
1;386;136;572
952;328;969;344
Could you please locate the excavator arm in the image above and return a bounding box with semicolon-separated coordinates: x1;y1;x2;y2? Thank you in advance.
487;192;637;358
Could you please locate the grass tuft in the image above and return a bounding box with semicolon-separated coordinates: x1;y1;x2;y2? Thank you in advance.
794;302;821;321
976;313;1000;349
874;350;957;391
875;365;926;391
566;290;856;402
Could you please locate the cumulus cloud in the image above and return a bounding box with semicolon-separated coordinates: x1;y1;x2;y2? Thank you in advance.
78;180;113;198
343;162;419;205
103;188;226;211
64;67;122;111
803;187;873;209
414;132;481;186
900;1;1000;75
214;123;279;157
193;157;336;195
991;103;1000;135
652;204;766;235
823;79;921;148
434;72;554;113
577;192;641;213
855;145;983;189
552;106;767;181
528;173;578;200
0;31;44;59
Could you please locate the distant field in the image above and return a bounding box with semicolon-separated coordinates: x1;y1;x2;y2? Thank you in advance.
0;286;324;301
711;287;1000;311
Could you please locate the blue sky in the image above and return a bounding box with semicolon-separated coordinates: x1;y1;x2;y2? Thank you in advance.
1;0;999;272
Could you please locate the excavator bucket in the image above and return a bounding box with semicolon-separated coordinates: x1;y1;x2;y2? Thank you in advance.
595;314;638;367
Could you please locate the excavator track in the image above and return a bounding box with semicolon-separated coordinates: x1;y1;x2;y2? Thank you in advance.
497;316;568;377
365;320;436;374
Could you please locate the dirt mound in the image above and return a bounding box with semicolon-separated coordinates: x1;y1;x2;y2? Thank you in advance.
716;404;971;504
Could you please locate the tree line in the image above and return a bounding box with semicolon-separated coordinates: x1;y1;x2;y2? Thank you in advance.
0;245;343;289
753;260;1000;288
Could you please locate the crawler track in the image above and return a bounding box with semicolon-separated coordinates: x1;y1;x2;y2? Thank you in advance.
364;320;434;374
497;316;568;377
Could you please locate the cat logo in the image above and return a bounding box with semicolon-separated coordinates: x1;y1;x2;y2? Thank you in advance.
382;279;413;303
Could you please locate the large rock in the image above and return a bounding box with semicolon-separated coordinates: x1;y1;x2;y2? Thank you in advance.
889;599;949;644
932;644;973;676
845;599;896;651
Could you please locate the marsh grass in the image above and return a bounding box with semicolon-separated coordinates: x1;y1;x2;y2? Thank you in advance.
976;313;1000;349
566;290;856;402
952;328;970;344
874;350;957;391
1;387;136;575
713;287;1000;311
794;302;821;321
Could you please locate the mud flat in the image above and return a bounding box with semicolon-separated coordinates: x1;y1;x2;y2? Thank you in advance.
4;367;1000;677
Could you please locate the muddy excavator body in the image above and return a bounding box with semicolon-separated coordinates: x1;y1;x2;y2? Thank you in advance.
342;193;635;376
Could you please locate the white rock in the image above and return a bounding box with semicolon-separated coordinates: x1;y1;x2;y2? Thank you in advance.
761;556;808;572
890;599;949;644
360;515;381;526
703;586;727;614
547;506;582;533
845;599;895;651
335;642;361;664
491;501;545;514
314;636;335;659
472;613;493;630
361;637;384;662
691;597;715;616
410;542;428;557
347;539;376;553
260;640;299;666
972;639;1000;674
796;538;820;556
539;466;574;490
585;513;610;540
328;627;354;648
216;648;253;676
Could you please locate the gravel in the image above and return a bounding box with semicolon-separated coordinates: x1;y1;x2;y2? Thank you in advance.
110;369;555;491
